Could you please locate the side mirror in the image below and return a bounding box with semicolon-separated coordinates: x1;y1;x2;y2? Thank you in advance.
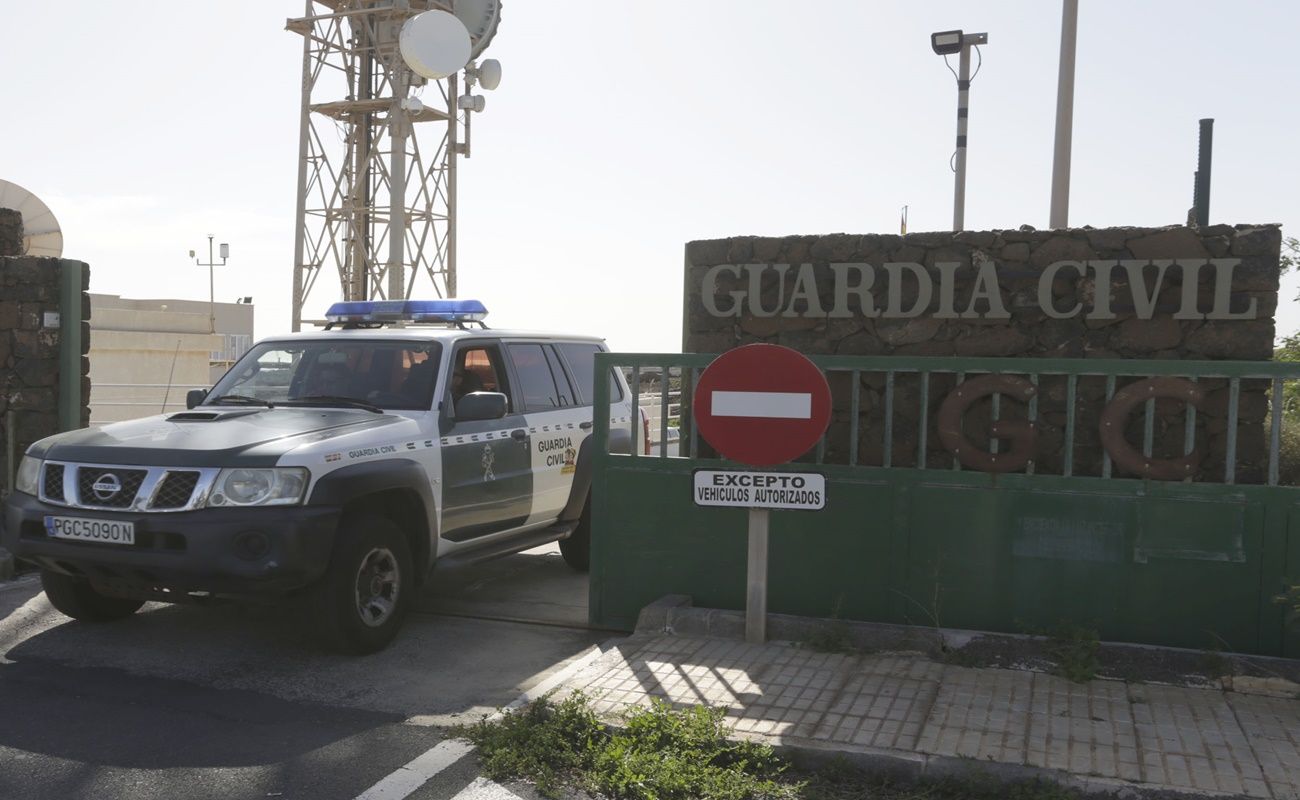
186;388;209;410
455;391;508;422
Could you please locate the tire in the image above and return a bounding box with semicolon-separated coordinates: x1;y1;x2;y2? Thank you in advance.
40;570;144;622
312;513;413;655
558;498;591;572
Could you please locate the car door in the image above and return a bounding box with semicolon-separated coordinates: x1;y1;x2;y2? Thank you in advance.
438;340;533;542
503;341;588;525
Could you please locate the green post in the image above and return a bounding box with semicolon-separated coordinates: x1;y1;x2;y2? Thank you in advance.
58;260;84;432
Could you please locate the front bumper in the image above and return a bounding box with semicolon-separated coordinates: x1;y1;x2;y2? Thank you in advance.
1;492;341;599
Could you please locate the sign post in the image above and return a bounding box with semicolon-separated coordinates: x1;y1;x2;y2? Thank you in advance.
692;344;832;643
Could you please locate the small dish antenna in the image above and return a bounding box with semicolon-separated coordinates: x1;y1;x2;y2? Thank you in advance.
474;58;502;91
454;0;503;60
0;179;63;257
399;10;472;80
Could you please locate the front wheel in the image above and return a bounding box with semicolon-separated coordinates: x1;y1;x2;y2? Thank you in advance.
558;498;591;572
40;570;144;622
312;514;413;654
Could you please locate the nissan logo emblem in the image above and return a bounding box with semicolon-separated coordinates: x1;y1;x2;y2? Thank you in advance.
91;473;123;500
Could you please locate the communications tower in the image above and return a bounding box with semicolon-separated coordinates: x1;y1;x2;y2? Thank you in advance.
286;0;502;329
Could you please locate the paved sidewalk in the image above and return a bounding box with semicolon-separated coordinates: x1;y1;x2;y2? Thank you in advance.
560;633;1300;799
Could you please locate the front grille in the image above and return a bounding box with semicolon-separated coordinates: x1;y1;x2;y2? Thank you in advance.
43;464;65;501
152;472;200;509
76;467;147;509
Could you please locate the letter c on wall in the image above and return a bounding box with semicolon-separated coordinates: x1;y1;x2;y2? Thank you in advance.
1099;377;1205;481
937;375;1038;473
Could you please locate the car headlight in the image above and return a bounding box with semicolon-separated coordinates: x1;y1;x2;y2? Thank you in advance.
207;467;309;507
15;456;42;496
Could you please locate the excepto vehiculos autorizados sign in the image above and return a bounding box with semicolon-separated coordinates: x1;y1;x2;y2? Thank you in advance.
693;470;826;511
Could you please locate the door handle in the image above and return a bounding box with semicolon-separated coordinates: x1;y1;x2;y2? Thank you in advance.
511;429;527;441
579;421;593;430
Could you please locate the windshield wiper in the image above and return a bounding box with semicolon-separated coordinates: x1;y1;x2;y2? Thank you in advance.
208;394;274;407
281;395;383;414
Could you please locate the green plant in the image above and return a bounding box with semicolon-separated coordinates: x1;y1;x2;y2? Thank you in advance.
803;598;858;655
1045;624;1101;684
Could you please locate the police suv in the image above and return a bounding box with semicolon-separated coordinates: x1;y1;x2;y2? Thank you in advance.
1;300;642;653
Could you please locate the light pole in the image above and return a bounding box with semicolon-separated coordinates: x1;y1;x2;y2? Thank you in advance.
190;235;229;334
931;29;988;231
1049;0;1079;229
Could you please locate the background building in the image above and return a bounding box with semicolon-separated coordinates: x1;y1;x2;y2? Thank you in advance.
88;295;254;424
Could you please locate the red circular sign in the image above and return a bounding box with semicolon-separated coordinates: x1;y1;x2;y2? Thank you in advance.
693;344;832;466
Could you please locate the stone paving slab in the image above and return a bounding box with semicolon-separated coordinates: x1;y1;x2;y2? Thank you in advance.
562;634;1300;799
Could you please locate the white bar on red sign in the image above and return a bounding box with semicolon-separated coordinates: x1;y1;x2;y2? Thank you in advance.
711;390;811;419
692;470;826;511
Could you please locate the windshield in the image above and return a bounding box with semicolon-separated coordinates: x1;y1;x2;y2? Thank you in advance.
206;339;442;411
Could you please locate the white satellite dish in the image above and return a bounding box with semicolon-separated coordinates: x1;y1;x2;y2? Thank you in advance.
0;179;63;257
476;58;502;91
454;0;502;60
399;10;472;80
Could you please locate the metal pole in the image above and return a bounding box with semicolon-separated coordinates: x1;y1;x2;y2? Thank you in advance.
1194;118;1214;227
388;73;408;301
1049;0;1079;229
746;508;770;643
207;235;215;334
952;44;972;231
6;409;15;494
447;73;458;298
290;0;312;332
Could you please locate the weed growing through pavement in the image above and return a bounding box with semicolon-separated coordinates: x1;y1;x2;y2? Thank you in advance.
803;598;859;655
1045;623;1101;684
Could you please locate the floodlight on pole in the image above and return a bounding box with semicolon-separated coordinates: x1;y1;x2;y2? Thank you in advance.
932;29;988;231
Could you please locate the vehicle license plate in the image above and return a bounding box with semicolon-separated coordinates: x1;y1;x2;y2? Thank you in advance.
44;516;135;546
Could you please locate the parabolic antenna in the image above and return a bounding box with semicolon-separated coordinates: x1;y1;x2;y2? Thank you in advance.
399;10;472;80
476;58;502;90
0;179;63;257
454;0;503;60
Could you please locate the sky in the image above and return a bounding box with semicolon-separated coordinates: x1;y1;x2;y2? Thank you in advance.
2;1;1298;352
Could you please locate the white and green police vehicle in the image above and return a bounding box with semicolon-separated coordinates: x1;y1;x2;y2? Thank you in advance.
2;300;642;653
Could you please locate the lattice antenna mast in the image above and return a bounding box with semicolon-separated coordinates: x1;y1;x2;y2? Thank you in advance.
287;1;501;330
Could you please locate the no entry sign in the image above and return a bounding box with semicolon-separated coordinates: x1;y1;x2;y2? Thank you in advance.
693;344;832;466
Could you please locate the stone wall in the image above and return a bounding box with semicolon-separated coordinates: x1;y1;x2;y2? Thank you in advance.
0;209;21;257
682;225;1283;483
0;255;92;489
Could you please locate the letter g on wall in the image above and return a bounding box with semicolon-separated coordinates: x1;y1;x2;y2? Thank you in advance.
937;375;1038;473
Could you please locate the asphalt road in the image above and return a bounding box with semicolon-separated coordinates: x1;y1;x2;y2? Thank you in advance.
0;544;611;800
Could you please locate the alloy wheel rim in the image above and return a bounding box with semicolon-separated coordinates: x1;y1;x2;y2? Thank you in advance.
354;547;400;627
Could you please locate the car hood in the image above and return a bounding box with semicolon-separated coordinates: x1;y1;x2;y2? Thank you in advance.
28;407;405;467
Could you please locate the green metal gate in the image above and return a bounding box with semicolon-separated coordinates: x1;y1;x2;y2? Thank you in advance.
590;353;1300;658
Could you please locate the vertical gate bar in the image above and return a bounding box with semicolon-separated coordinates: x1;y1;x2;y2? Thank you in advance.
1102;375;1116;479
849;370;860;467
1183;378;1198;483
629;365;640;459
990;392;1001;455
953;372;965;470
918;371;930;469
1027;374;1038;475
1064;374;1077;477
658;364;669;458
883;371;895;468
1143;393;1155;459
690;367;700;458
1225;377;1239;484
1270;377;1283;486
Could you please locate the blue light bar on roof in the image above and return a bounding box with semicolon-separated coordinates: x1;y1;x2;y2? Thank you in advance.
324;299;489;324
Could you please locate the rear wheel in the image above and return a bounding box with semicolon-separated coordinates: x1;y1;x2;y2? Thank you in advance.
558;498;591;572
40;570;144;622
312;513;412;654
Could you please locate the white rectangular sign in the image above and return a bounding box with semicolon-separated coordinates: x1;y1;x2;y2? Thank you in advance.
693;470;826;511
711;390;812;419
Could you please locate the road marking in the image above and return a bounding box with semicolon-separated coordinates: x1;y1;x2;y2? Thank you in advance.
712;390;811;419
353;739;474;800
351;639;619;800
450;777;527;799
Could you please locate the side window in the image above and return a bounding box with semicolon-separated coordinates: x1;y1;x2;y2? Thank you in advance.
543;346;575;407
556;342;623;406
507;343;564;412
453;345;508;408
